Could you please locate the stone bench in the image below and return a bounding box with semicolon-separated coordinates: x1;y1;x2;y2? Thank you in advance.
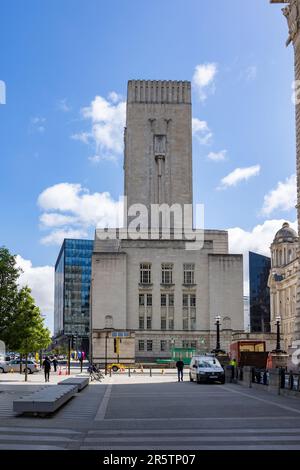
58;377;89;391
13;384;77;415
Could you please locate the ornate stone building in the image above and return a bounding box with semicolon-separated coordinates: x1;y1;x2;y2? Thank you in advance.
90;80;244;363
268;223;299;352
271;0;300;348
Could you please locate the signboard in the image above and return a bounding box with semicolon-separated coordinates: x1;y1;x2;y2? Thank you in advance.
111;331;130;337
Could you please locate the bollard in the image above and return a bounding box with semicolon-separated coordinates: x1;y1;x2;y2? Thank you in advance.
150;368;152;377
109;368;112;377
128;368;131;377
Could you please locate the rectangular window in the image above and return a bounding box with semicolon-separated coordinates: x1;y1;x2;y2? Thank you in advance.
161;263;173;285
147;340;153;351
160;340;167;352
184;263;195;285
147;315;152;330
161;294;167;307
139;316;144;330
139;294;145;306
147;294;152;306
138;340;144;351
169;294;174;307
182;293;196;330
140;263;151;284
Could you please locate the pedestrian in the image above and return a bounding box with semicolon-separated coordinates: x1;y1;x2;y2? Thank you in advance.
176;359;184;382
229;357;237;382
52;356;58;372
43;356;51;382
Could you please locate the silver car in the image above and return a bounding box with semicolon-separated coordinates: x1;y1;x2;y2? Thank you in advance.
0;361;9;373
6;359;40;374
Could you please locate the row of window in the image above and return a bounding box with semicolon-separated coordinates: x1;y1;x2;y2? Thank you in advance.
140;263;195;285
138;293;196;331
138;340;198;352
138;293;196;307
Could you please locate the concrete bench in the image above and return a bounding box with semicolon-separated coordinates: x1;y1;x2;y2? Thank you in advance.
58;377;89;391
13;384;77;415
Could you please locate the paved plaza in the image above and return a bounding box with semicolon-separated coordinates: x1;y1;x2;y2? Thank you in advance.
1;370;300;449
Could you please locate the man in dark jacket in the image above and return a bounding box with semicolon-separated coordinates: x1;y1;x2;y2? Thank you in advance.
176;359;184;382
52;357;58;372
43;356;51;382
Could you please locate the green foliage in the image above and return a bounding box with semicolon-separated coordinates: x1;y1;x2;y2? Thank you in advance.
0;247;52;353
0;247;21;345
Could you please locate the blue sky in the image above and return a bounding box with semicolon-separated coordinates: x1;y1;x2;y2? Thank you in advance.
0;0;297;328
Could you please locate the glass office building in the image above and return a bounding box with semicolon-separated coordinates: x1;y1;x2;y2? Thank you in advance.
249;251;271;333
54;239;93;352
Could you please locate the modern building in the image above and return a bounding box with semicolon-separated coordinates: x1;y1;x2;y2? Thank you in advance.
90;80;244;364
54;238;93;354
249;251;271;333
268;223;299;352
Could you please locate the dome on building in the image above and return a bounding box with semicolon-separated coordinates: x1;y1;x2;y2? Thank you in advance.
273;222;298;244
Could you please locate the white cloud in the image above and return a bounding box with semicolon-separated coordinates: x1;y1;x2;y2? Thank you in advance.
192;118;213;145
228;218;297;295
71;132;91;144
58;98;71;112
88;154;117;164
38;182;122;245
16;255;54;333
261;174;296;216
207;150;227;162
39;213;78;228
75;93;126;161
40;229;88;246
218;164;260;189
192;63;218;101
30;117;46;134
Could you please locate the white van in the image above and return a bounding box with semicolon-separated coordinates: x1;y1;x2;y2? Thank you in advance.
189;355;225;384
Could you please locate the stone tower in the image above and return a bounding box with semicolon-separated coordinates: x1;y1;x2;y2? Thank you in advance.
124;80;193;227
271;0;300;344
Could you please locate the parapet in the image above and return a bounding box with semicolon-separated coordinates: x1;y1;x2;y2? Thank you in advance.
127;80;191;104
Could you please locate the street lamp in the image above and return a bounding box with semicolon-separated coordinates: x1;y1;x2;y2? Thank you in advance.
273;315;286;354
211;315;226;356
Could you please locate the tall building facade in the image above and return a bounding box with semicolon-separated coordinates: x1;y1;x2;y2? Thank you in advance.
54;239;93;353
90;80;244;363
249;252;271;333
271;0;300;346
268;223;299;352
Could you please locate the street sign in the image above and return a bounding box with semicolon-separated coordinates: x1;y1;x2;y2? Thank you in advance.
111;331;130;337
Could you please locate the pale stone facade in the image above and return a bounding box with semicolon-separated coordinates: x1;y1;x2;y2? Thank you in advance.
90;80;244;363
268;223;299;352
271;1;300;347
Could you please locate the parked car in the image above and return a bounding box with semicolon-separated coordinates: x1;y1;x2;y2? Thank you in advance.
189;355;225;384
0;361;9;373
7;359;40;374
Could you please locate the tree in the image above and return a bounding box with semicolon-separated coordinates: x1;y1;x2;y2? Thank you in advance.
0;247;21;346
9;287;52;381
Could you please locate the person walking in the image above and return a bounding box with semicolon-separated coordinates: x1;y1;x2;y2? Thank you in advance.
52;356;58;373
176;359;184;382
43;356;51;382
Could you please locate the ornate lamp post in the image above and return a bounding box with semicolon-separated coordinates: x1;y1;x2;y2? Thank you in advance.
273;315;286;353
211;315;226;355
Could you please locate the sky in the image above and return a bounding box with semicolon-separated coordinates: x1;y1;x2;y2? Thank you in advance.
0;0;298;332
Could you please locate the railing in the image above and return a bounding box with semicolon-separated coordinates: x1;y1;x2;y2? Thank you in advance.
280;371;300;392
252;368;269;386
